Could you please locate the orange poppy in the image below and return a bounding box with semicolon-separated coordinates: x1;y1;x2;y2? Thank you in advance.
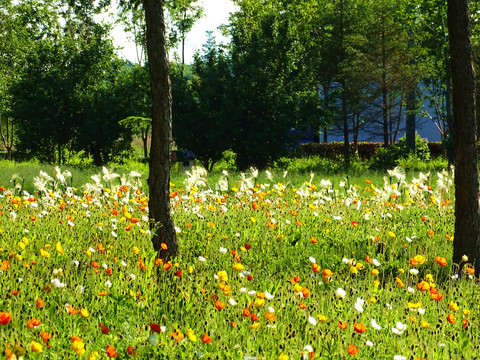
353;322;367;334
299;302;307;310
447;314;456;324
26;317;41;329
338;321;348;330
106;345;118;358
214;300;225;310
201;333;212;344
395;277;405;287
348;344;359;355
417;281;430;292
312;263;321;273
243;309;251;317
435;256;447;267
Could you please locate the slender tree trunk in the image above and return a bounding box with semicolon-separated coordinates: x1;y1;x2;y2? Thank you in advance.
447;0;480;273
406;88;416;150
144;0;178;259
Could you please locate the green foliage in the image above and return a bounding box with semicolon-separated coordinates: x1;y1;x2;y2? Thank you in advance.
211;149;238;173
370;134;431;170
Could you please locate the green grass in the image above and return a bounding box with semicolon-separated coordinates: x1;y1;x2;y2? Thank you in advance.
0;163;474;360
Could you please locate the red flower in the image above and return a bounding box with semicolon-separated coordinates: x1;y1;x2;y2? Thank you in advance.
126;346;136;355
351;221;358;228
99;323;110;334
0;312;12;325
150;323;163;333
36;298;44;309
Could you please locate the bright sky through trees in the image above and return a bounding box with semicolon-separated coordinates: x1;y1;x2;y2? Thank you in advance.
110;0;237;64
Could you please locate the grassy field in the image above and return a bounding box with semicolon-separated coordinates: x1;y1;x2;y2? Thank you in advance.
0;163;476;359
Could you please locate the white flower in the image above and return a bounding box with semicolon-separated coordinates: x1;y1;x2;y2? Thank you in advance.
239;287;247;294
371;319;382;330
102;263;109;269
104;280;112;288
121;260;127;267
393;356;407;360
366;340;374;347
219;247;227;254
198;256;206;262
174;226;181;233
228;298;238;306
268;306;275;313
409;269;419;275
336;288;346;299
451;274;459;280
407;287;415;294
309;257;316;264
418;308;425;315
111;231;117;238
372;258;380;266
265;290;274;300
354;301;364;313
391;322;406;335
51;278;66;288
308;316;317;326
333;216;342;220
70;260;80;267
88;247;96;253
247;290;257;298
128;273;136;281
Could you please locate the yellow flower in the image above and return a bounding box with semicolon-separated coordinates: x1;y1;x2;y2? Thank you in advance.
232;262;244;272
254;299;265;308
279;353;289;360
349;266;358;275
18;242;25;250
88;351;101;360
398;268;405;274
132;246;140;255
425;273;434;282
317;314;328;322
31;340;43;353
187;265;194;274
217;271;228;282
15;254;22;262
56;242;64;255
250;322;261;329
22;237;29;244
369;297;377;304
40;249;50;258
80;308;89;318
373;280;380;288
293;283;303;294
355;262;363;270
463;309;471;316
408;302;422;309
371;269;379;276
250;217;256;223
72;339;86;355
388;231;396;238
449;301;459;312
186;328;197;342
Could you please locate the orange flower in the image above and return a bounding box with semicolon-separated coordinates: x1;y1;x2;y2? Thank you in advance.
170;329;185;342
447;314;456;324
365;256;372;263
312;263;321;273
36;297;44;309
40;331;52;346
98;291;108;296
428;229;435;236
99;323;110;334
299;302;307;310
106;345;118;358
91;261;100;268
214;300;225;310
353;322;367;334
302;288;310;297
395;277;405;287
338;321;348;330
463;318;469;329
466;267;475;275
351;221;358;228
26;317;42;329
243;308;251;317
97;243;105;253
430;288;443;301
310;237;318;244
160;243;168;250
322;269;333;277
435;256;447;267
265;312;277;321
201;333;212;344
126;346;136;355
251;313;259;322
67;305;80;314
348;344;359;355
0;312;12;325
1;260;10;271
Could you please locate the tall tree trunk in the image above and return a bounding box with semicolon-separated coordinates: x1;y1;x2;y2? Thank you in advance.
144;0;178;260
447;0;480;273
406;88;416;150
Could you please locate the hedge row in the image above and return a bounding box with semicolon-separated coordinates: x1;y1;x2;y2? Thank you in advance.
301;142;444;160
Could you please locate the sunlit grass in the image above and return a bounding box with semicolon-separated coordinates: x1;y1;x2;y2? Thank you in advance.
1;165;477;359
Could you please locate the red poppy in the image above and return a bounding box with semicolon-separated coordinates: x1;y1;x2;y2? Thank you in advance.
150;323;163;333
0;312;12;325
99;323;110;334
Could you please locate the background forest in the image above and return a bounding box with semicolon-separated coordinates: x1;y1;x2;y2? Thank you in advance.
1;0;479;170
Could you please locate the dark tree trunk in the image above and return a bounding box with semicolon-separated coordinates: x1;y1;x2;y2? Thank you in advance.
406;88;416;151
144;0;178;259
447;0;480;273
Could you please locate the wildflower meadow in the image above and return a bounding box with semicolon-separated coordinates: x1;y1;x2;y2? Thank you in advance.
0;165;478;359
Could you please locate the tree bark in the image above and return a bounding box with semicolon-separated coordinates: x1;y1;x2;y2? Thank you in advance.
447;0;480;273
144;0;178;259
